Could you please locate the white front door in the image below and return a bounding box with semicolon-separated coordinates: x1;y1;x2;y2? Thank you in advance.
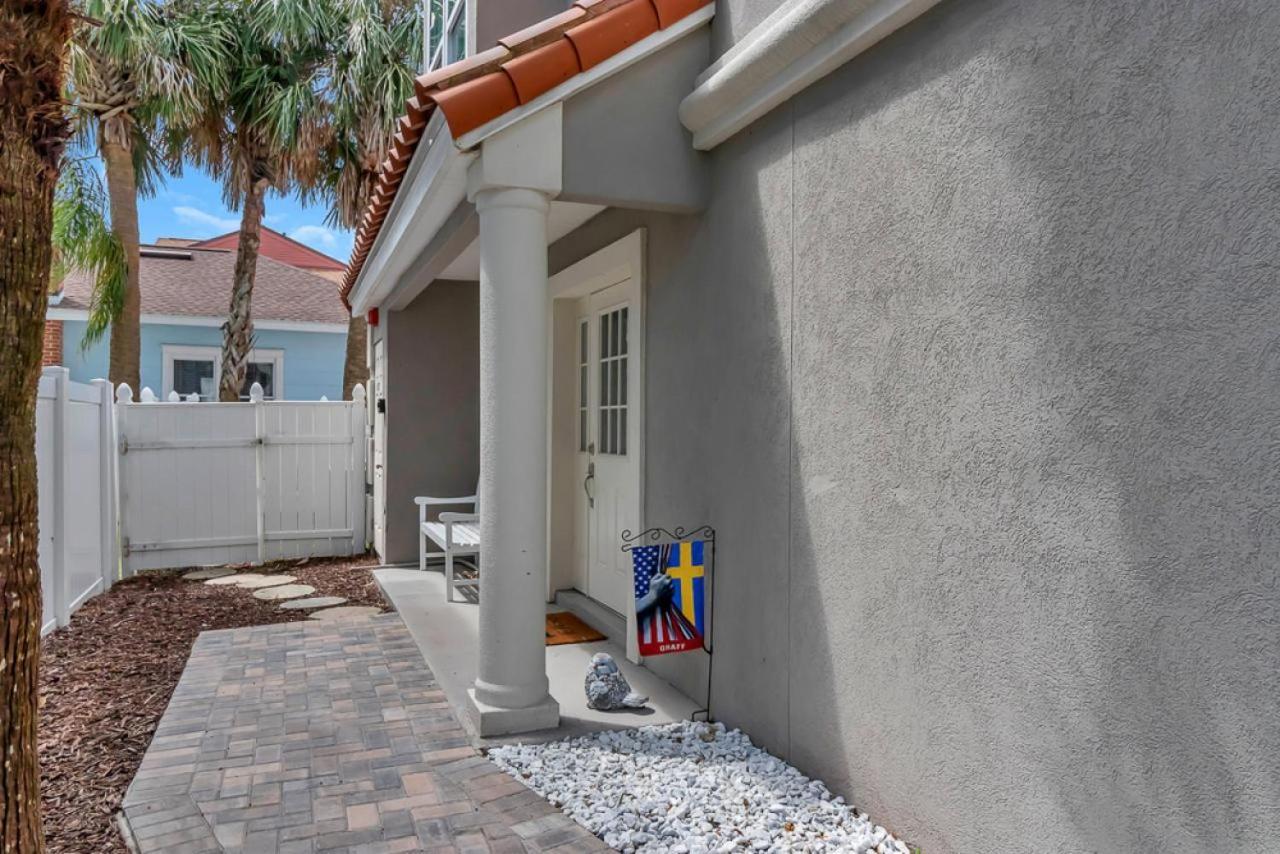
573;280;639;615
372;337;387;559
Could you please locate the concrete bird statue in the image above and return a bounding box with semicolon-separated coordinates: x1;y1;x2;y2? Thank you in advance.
584;652;648;710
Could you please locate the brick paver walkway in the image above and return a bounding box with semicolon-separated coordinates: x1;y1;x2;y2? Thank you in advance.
121;615;609;853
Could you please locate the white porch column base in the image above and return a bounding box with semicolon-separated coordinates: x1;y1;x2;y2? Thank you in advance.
466;182;559;737
465;690;561;738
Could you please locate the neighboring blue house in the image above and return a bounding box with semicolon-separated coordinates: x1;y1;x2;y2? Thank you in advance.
47;241;349;400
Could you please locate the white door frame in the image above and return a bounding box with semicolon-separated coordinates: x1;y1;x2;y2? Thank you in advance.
372;333;388;560
547;229;645;661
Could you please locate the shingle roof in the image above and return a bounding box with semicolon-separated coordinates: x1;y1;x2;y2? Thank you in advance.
340;0;712;305
58;246;350;325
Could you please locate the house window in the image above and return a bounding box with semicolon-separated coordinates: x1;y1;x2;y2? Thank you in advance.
162;345;285;401
425;0;467;72
598;307;627;456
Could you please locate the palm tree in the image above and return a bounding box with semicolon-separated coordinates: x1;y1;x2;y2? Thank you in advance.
0;1;73;848
65;0;229;390
184;0;337;401
325;0;421;398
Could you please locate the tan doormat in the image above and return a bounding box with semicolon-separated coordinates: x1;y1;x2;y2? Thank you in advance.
545;611;607;646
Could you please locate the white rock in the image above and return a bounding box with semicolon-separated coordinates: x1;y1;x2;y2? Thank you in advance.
487;721;908;854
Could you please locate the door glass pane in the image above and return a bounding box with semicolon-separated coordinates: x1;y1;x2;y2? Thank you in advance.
173;359;215;401
610;310;620;356
620;307;628;355
619;357;627;406
610;359;619;406
619;409;626;455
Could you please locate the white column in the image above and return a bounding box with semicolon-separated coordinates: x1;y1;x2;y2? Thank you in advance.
467;185;559;734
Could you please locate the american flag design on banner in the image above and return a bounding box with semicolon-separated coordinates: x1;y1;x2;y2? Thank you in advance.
632;540;706;656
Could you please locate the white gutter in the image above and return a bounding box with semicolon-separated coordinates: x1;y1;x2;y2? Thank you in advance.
347;110;476;315
679;0;941;150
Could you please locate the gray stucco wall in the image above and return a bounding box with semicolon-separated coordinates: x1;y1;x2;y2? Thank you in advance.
380;280;480;565
551;0;1280;850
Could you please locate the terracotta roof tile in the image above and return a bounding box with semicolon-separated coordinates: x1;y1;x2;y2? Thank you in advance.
428;71;522;138
564;1;660;70
498;7;587;51
341;0;712;302
502;38;583;104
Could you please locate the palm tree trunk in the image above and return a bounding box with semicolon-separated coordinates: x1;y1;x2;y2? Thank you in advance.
341;314;368;399
0;1;71;850
101;139;141;391
219;176;268;402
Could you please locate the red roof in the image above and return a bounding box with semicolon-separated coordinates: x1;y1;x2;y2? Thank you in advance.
340;0;712;305
194;227;346;272
58;246;349;325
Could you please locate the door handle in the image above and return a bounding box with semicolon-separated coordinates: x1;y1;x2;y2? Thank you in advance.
583;462;595;508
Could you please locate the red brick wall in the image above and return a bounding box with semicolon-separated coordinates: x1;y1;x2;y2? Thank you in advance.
42;319;63;366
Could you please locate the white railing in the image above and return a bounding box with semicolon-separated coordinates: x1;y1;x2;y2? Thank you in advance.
34;371;368;632
36;368;118;636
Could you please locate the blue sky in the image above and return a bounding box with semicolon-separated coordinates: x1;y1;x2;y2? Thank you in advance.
138;166;354;262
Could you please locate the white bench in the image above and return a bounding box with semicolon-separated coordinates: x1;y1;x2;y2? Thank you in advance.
415;492;479;602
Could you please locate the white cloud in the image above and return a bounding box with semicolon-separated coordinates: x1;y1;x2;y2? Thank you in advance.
290;225;338;249
173;206;239;232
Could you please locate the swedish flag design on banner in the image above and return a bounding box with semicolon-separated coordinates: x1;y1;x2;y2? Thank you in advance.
632;539;706;656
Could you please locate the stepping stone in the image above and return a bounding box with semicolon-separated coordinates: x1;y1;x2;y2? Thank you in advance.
307;606;383;622
252;584;316;601
278;596;347;611
205;573;265;586
236;575;297;589
183;567;235;581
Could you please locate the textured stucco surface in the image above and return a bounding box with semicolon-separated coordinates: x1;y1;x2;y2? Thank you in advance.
552;0;1280;850
380;280;480;565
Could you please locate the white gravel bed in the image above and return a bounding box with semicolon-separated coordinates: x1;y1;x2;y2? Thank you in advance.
488;721;910;854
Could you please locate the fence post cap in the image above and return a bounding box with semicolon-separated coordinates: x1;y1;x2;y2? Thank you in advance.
167;390;180;402
249;382;265;402
140;387;157;403
320;395;329;401
186;393;200;402
351;383;366;403
116;384;134;403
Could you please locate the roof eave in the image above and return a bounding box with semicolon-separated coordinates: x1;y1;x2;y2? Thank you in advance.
346;111;475;315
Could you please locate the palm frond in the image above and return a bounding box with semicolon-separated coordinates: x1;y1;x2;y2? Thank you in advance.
53;158;128;349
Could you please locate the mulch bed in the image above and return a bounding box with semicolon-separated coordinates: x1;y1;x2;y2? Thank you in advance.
38;554;385;853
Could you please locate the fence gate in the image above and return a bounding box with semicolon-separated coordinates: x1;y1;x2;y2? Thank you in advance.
116;387;367;573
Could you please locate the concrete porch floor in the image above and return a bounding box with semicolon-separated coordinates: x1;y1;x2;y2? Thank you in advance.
372;568;699;746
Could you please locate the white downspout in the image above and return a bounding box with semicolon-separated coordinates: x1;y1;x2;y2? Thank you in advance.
679;0;942;150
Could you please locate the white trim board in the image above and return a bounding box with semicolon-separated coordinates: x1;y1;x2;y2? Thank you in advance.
679;0;942;150
47;307;347;334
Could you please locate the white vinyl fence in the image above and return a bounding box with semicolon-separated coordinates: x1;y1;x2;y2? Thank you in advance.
35;368;368;631
36;368;117;636
116;383;367;573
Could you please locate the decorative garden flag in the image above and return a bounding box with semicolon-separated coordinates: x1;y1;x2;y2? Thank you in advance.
632;540;706;656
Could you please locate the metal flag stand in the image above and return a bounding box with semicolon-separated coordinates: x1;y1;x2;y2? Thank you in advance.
620;524;716;722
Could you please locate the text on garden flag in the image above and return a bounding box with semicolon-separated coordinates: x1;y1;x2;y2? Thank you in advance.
632;540;706;656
